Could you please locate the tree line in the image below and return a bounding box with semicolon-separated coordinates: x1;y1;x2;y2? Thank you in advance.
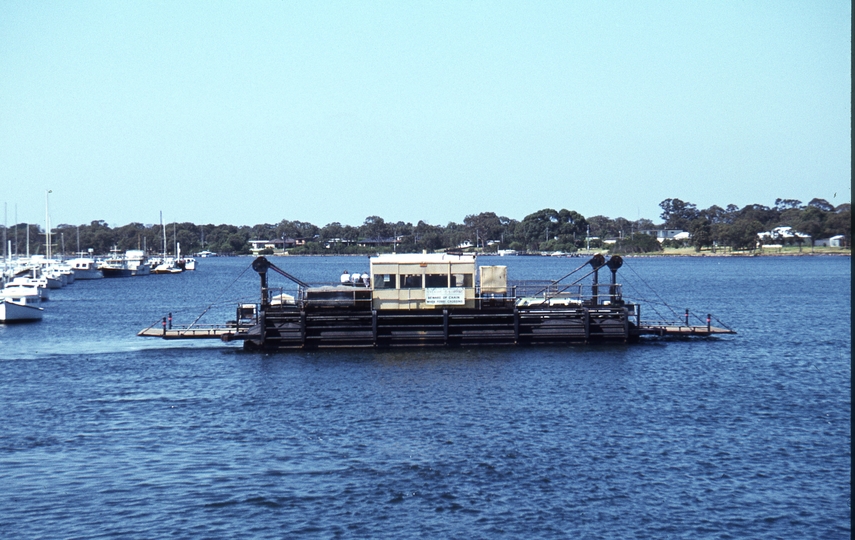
0;198;849;257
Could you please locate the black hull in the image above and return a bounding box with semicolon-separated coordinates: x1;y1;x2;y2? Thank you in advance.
101;268;134;278
240;305;638;351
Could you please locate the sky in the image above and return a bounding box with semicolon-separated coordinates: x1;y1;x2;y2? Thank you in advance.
1;1;850;229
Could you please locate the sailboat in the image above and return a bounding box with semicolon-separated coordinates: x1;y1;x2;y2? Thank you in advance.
151;213;183;274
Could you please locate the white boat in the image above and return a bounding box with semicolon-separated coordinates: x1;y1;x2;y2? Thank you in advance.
43;274;62;289
151;214;184;275
4;277;50;301
177;257;196;271
52;262;76;285
125;250;151;276
69;257;104;279
42;266;68;287
99;247;151;277
14;257;62;288
0;290;44;322
152;258;183;274
153;243;184;274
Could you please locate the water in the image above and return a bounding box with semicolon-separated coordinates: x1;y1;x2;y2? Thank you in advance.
0;255;850;538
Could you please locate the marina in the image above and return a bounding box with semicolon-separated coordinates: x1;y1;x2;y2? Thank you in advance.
1;248;199;324
138;253;734;350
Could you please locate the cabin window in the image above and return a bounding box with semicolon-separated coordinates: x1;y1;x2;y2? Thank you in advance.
400;274;422;288
424;274;449;288
374;274;397;289
452;274;473;287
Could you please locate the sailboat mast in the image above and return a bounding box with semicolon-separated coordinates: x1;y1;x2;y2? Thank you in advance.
160;211;166;257
45;190;52;259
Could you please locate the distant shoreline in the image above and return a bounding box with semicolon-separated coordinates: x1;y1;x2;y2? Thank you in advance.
257;249;851;258
623;251;851;258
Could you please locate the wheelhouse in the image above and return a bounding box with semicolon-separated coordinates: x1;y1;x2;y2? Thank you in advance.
370;253;480;310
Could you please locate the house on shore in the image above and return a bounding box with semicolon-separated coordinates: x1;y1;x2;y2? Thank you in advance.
638;229;689;242
814;235;846;248
249;239;286;256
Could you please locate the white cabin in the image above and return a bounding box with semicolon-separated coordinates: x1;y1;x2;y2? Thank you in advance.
370;253;479;310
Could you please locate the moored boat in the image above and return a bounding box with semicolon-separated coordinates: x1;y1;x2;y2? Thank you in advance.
4;277;50;301
0;290;44;322
152;258;183;274
69;257;104;279
177;257;196;271
99;247;151;277
152;238;185;274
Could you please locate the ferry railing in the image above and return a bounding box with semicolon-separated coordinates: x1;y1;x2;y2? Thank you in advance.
500;281;623;306
263;281;626;311
266;283;375;310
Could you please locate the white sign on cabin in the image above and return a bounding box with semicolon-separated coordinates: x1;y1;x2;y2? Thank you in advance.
425;287;466;305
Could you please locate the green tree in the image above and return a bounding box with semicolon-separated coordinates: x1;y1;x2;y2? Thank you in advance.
659;198;699;230
360;216;390;241
688;218;712;252
793;206;826;248
464;212;505;248
720;219;764;251
610;233;662;254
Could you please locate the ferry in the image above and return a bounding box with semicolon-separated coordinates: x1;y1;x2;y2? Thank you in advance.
138;253;735;350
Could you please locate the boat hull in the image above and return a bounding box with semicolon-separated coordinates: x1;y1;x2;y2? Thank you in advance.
72;268;104;279
69;258;104;280
101;265;150;278
0;298;44;322
101;267;134;278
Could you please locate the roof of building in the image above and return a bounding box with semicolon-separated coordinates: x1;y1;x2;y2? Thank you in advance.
371;253;475;264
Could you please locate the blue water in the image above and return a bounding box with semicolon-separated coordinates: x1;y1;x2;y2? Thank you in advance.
0;255;850;538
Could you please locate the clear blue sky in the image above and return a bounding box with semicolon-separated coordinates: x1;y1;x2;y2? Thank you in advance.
1;1;850;229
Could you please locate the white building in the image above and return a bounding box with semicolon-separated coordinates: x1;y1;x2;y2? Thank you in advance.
814;235;845;247
638;229;689;243
757;226;810;242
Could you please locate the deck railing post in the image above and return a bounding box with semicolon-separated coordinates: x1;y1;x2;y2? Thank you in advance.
707;314;711;332
583;307;590;341
685;308;689;326
623;307;629;341
592;269;598;305
513;308;520;343
443;309;449;345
